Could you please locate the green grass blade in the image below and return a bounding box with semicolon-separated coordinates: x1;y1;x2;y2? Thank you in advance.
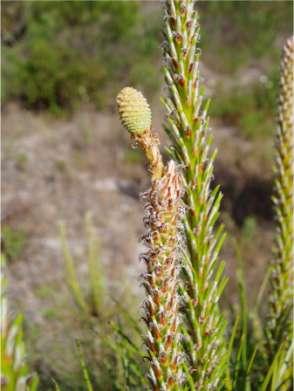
59;222;89;314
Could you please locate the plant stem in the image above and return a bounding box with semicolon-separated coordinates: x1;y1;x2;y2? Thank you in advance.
162;1;227;388
117;87;183;390
142;160;183;390
267;37;294;355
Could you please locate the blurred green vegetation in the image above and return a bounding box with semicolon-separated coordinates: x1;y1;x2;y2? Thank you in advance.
2;1;292;123
2;225;26;261
200;1;293;73
2;0;293;144
123;149;144;165
200;1;292;140
2;1;292;119
211;69;279;139
2;1;161;113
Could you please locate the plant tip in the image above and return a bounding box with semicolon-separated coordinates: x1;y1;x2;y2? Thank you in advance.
117;87;152;135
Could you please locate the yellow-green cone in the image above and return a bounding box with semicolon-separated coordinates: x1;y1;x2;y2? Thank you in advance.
116;87;152;134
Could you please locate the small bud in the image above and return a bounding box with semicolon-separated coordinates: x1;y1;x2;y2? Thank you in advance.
116;87;152;134
182;47;188;57
179;4;186;15
175;74;185;87
186;20;192;29
173;32;183;45
188;62;195;74
171;57;179;70
169;16;176;28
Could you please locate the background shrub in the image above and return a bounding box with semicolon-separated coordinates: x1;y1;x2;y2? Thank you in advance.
2;1;161;112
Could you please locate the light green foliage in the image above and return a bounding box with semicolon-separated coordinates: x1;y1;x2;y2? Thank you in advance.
224;237;293;390
60;213;105;317
75;341;94;391
224;239;267;390
123;149;144;165
241;216;257;243
1;257;39;390
2;225;26;262
107;309;147;391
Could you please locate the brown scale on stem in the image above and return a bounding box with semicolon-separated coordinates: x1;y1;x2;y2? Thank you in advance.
117;87;183;390
141;157;183;390
131;130;164;181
